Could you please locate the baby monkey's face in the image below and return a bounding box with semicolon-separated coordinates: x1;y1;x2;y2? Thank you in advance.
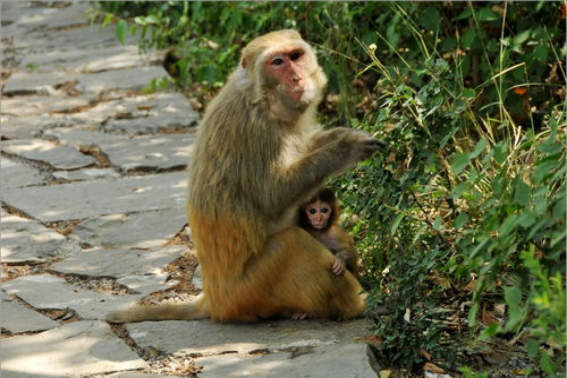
305;200;332;230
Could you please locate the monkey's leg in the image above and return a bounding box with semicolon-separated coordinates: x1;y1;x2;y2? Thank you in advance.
106;292;210;323
253;227;365;320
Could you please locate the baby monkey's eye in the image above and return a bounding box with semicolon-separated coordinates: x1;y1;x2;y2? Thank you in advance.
321;207;329;213
308;208;317;214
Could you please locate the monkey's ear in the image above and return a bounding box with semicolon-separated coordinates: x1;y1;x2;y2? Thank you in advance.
241;58;248;68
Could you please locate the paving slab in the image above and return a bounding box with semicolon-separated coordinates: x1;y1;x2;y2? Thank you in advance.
0;171;187;222
51;245;185;294
2;2;90;34
76;66;170;95
2;274;143;320
2;71;71;95
0;210;68;263
0;291;60;333
0;320;149;378
197;343;378;378
0;114;79;139
13;23;137;52
70;208;187;249
49;129;196;171
1;139;96;170
46;92;199;135
21;45;163;73
127;319;372;356
53;168;121;181
3;66;168;96
0;157;44;189
104;373;184;378
1;94;95;116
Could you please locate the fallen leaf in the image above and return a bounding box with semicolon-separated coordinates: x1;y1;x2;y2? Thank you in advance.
421;348;432;361
424;362;447;374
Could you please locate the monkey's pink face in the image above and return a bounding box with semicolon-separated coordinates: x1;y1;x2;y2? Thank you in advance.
265;48;311;103
305;200;332;230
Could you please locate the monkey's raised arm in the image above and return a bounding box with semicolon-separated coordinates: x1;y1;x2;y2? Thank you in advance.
266;131;381;214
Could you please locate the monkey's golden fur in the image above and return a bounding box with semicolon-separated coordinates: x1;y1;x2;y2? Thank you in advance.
107;30;380;324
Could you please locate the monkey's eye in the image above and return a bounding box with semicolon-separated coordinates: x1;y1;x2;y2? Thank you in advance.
321;207;329;214
308;208;317;215
290;51;303;61
271;58;284;66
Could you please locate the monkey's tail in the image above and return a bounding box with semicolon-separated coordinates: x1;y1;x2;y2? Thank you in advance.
106;292;209;323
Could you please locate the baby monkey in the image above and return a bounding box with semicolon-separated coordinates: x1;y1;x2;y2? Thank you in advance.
299;188;360;279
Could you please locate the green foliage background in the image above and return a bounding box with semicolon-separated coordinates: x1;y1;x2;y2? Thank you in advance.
97;1;565;375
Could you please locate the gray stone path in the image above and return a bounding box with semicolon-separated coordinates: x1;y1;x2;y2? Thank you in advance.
0;2;379;377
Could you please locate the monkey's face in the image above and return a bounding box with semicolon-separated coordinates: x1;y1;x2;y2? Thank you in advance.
263;47;318;106
305;200;332;230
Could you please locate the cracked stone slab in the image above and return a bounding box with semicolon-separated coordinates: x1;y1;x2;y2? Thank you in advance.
0;114;79;139
2;71;71;95
0;320;149;378
2;274;143;320
76;66;170;95
0;171;187;222
51;246;186;294
0;210;69;263
100;134;196;171
49;129;196;171
70;208;187;249
104;373;185;378
0;158;44;189
67;92;199;135
1;94;95;117
127;319;372;356
21;45;163;73
3;2;90;34
197;343;378;378
0;291;60;333
13;23;138;52
53;168;121;181
1;139;96;170
3;66;168;96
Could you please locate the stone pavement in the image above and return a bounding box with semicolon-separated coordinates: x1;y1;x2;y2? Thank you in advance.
1;2;379;377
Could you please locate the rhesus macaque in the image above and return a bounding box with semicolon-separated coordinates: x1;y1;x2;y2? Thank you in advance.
299;188;359;279
107;30;382;324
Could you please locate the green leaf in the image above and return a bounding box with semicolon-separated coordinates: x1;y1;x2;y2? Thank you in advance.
525;338;539;358
477;7;498;21
470;138;487;159
534;43;549;63
480;323;502;340
462;88;476;99
451;153;470;175
390;213;404;235
504;285;525;331
494;142;508;164
115;19;127;45
432;216;442;231
453;212;469;229
514;178;531;206
418;6;441;31
457;7;473;20
540;352;558;375
461;28;477;49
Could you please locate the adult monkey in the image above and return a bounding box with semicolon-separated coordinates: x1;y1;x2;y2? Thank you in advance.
107;30;382;323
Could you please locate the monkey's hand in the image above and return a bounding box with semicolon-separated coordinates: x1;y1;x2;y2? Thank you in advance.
342;131;384;165
332;256;346;276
